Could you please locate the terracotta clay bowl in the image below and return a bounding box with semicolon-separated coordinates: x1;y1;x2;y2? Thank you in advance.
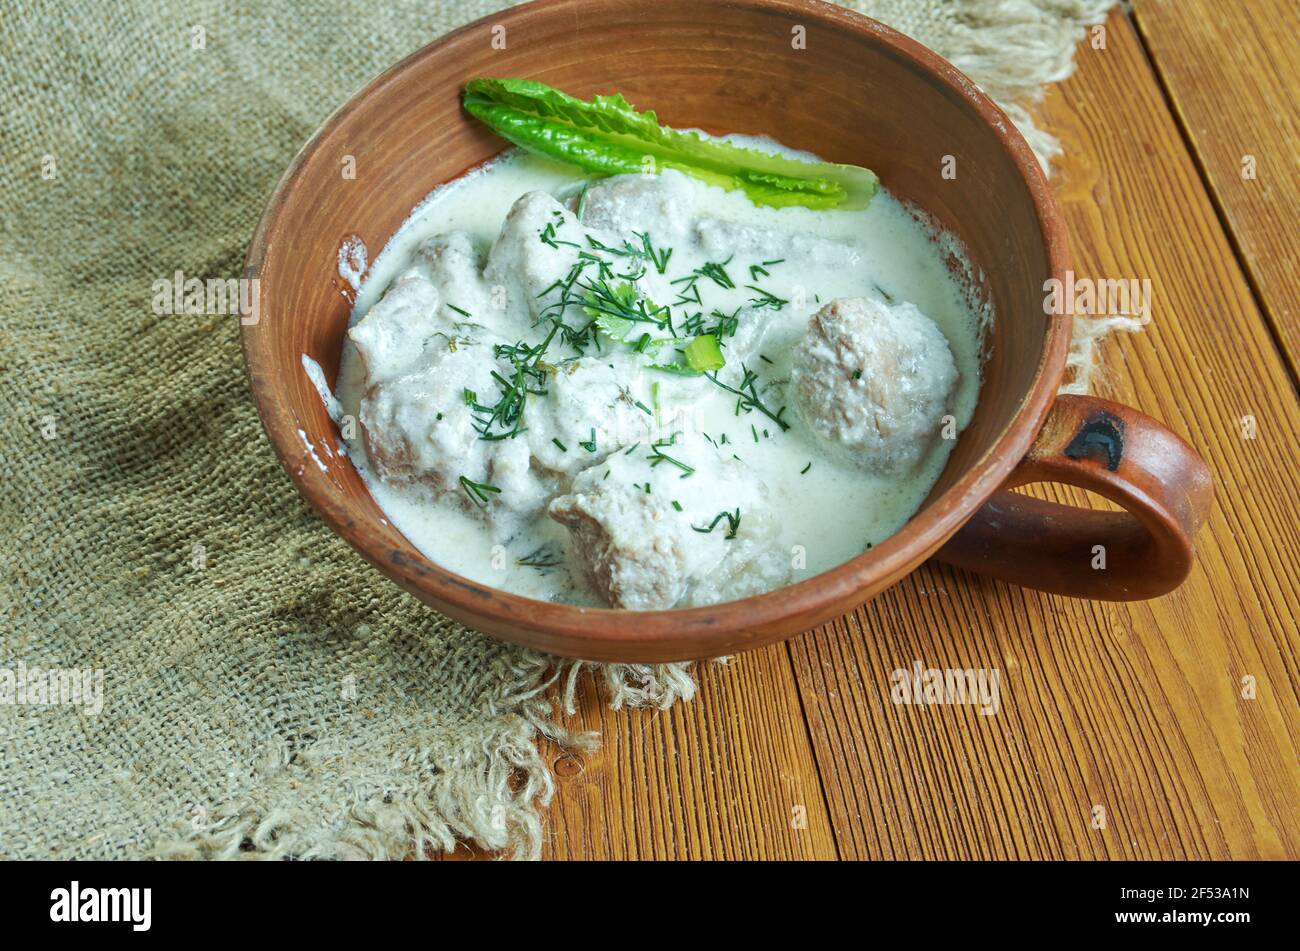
243;0;1213;662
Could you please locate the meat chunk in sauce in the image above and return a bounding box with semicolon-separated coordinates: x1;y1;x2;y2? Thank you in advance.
347;271;445;386
413;231;502;329
577;170;694;243
352;286;553;534
484;190;589;323
548;441;790;610
791;296;957;475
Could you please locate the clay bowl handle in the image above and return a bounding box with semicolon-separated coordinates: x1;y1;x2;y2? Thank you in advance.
934;395;1214;600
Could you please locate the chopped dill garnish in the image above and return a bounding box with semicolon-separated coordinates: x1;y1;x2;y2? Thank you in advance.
710;308;740;339
745;284;789;310
706;364;791;432
517;544;564;569
647;446;695;478
459;476;501;508
471;322;560;441
670;256;735;309
801;461;812;474
581;279;672;335
696;257;735;289
693;508;741;539
681;307;741;340
535;257;604;351
671;280;702;308
639;232;672;275
552;438;568;452
539;218;580;249
585;232;672;274
671;500;683;512
446;303;473;319
579;428;598;452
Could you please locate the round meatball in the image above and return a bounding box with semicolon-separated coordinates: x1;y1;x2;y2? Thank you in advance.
791;296;957;474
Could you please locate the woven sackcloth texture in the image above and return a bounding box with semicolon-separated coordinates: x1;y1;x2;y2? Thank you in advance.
0;0;1116;859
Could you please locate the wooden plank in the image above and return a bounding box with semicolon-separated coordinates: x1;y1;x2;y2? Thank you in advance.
789;8;1300;860
432;647;836;859
532;646;838;859
1132;0;1300;379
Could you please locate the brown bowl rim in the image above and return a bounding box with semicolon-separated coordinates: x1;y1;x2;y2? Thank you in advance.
241;0;1072;657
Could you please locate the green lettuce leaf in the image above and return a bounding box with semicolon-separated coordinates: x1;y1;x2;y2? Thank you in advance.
462;78;879;210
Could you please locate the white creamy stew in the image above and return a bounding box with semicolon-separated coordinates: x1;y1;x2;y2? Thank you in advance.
319;136;988;609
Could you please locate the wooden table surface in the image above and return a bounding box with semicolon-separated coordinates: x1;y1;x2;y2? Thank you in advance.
459;0;1300;860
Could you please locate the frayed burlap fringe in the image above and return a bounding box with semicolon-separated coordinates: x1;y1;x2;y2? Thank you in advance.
146;656;703;861
151;653;603;861
1058;316;1146;395
564;660;712;713
148;656;701;860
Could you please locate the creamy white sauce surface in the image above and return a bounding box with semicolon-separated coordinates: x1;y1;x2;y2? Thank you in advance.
325;136;988;608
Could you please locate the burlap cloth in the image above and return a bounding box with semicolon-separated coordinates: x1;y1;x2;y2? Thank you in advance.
0;0;1117;859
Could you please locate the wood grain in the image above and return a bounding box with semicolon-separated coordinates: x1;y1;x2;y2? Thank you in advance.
532;648;838;859
1132;0;1300;380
